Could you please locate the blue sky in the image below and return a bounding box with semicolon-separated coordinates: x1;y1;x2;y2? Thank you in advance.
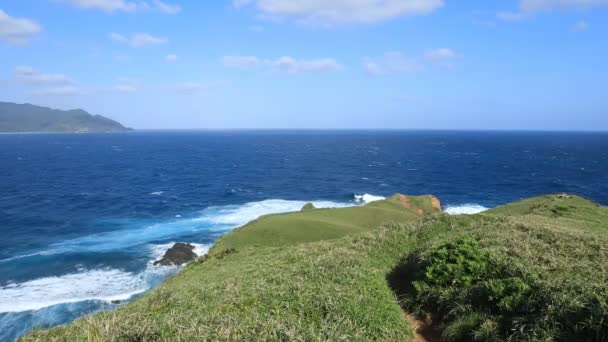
0;0;607;130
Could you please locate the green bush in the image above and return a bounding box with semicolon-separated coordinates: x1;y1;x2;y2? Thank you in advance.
419;236;488;288
407;237;542;341
478;277;530;313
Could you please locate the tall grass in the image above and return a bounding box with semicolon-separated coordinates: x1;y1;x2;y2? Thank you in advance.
23;195;608;341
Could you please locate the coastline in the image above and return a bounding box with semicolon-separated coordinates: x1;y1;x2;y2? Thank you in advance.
21;194;608;341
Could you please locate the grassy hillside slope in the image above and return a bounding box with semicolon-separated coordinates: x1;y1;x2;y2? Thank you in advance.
214;194;440;250
23;194;608;341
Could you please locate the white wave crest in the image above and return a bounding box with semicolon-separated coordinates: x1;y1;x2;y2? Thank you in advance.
0;242;212;313
195;199;351;226
0;199;349;313
0;268;155;313
42;199;350;255
0;199;351;313
354;193;386;204
149;191;164;196
444;204;489;215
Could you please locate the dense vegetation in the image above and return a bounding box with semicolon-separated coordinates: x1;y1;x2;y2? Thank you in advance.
23;194;608;341
0;102;131;133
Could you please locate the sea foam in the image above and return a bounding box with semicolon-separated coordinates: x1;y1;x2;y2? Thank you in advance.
0;243;211;313
0;199;348;314
354;193;386;204
195;199;352;226
0;268;151;313
32;199;345;257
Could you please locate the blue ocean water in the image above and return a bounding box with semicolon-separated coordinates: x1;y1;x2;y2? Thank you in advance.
1;130;607;340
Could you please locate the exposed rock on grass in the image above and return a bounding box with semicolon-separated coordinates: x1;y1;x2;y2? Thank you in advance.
153;243;197;266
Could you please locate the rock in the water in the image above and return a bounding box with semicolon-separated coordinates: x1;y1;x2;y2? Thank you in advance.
154;243;197;266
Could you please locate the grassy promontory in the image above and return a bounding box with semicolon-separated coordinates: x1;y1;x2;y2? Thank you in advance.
24;194;608;341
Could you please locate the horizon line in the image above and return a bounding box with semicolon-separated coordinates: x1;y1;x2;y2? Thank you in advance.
130;128;608;133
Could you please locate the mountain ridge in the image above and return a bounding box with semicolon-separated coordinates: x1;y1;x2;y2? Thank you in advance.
0;102;132;133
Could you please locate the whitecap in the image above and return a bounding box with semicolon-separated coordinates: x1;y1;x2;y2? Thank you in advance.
149;191;164;196
18;199;351;257
0;243;212;314
0;199;352;315
354;194;386;204
0;268;154;313
194;199;351;226
444;204;489;215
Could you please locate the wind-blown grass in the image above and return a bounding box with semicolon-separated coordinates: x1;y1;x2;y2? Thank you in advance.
23;194;608;341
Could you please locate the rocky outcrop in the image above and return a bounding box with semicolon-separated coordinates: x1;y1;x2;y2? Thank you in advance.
430;196;441;211
154;243;197;266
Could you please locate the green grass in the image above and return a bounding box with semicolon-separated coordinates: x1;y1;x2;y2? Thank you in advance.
22;194;608;341
213;194;439;251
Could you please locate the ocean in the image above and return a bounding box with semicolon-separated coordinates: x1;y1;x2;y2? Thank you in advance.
1;130;607;340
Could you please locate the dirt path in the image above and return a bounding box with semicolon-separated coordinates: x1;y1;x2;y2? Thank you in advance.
406;314;441;342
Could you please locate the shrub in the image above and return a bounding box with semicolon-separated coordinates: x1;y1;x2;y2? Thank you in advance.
478;277;530;313
419;236;488;288
402;237;544;341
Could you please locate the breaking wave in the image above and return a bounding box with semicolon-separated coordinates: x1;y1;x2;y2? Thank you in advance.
353;193;386;204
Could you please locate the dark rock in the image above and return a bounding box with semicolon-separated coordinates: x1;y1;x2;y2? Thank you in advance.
111;300;121;304
154;243;197;266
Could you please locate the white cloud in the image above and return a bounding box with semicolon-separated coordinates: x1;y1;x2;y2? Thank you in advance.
0;9;42;45
109;32;167;47
153;0;181;14
268;57;340;73
60;0;140;12
165;54;178;62
172;82;208;94
499;0;608;21
365;49;457;76
520;0;608;12
364;52;422;76
33;86;84;96
223;55;341;73
496;11;525;21
130;33;167;47
15;66;75;85
233;0;444;24
573;20;590;31
223;55;261;69
60;0;181;14
424;48;456;60
114;84;137;92
109;32;128;43
113;78;137;92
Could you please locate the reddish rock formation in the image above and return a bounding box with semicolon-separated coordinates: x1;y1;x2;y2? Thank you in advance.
399;194;411;209
430;196;441;211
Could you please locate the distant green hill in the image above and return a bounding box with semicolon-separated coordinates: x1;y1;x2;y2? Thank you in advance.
23;194;608;341
0;102;132;133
